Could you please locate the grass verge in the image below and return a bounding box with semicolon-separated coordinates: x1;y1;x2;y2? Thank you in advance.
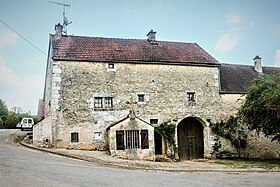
213;159;280;170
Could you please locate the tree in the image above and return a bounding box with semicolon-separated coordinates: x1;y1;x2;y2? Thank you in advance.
0;99;9;126
0;117;3;129
239;73;280;142
5;112;19;129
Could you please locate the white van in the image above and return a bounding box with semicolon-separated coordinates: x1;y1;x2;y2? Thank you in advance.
20;118;34;131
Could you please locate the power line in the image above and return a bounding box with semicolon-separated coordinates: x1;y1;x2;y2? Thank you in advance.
0;19;47;56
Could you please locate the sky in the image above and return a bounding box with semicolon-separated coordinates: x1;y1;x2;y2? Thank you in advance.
0;0;280;114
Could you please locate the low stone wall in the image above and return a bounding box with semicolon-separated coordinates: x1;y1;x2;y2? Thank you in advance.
33;117;53;148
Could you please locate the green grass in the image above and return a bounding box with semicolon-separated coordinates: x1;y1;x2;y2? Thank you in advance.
214;159;280;170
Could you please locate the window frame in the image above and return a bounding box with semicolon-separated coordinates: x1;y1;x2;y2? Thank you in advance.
126;130;139;149
104;97;113;108
187;92;196;103
137;94;145;103
94;97;103;108
71;132;79;143
150;119;158;125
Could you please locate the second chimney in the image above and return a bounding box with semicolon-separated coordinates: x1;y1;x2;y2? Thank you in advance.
147;29;156;43
253;55;262;73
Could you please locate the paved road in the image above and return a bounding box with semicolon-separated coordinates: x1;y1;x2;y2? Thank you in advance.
1;129;280;187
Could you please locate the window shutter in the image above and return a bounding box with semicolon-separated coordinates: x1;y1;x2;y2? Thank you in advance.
141;129;149;149
116;130;125;150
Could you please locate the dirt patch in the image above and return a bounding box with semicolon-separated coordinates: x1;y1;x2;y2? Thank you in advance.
9;131;28;144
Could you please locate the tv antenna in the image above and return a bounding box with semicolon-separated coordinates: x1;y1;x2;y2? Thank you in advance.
49;1;72;35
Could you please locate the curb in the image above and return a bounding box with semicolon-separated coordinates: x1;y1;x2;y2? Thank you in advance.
19;140;280;173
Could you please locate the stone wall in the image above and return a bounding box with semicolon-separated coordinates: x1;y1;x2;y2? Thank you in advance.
52;61;223;153
43;60;280;158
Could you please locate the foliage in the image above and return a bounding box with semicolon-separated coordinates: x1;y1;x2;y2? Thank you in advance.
239;73;280;142
5;112;19;129
0;117;3;129
155;121;176;148
210;116;248;156
212;136;222;153
0;99;9;126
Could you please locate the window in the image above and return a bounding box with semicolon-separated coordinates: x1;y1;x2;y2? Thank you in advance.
141;130;149;149
94;132;102;140
116;130;149;150
137;94;145;103
108;63;115;69
71;132;79;143
104;97;113;108
94;97;103;108
94;97;113;109
126;130;139;149
187;92;196;102
150;119;158;125
116;130;125;150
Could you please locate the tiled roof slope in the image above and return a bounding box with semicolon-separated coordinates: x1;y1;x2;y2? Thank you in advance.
51;35;219;65
220;64;280;93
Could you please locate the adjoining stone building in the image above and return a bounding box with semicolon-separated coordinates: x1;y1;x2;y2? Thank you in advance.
34;24;280;160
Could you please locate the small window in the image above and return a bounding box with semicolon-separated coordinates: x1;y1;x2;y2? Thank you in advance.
141;130;149;149
137;94;145;103
150;119;158;125
94;97;103;108
104;97;113;108
116;130;125;150
94;132;102;140
71;132;79;143
108;63;115;69
187;92;196;102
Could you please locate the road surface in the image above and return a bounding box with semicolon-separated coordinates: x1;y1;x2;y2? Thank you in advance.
0;129;279;187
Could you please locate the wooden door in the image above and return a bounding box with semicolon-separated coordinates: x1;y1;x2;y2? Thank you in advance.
177;117;204;160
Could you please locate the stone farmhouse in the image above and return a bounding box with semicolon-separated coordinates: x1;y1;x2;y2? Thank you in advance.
34;23;280;160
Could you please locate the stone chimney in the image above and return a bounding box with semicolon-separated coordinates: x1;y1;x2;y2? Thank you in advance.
55;23;63;39
147;29;157;43
253;55;262;73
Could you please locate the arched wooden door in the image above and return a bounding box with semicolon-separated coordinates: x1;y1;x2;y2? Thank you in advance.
177;117;204;160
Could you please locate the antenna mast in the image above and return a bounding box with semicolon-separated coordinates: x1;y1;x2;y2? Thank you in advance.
49;1;72;35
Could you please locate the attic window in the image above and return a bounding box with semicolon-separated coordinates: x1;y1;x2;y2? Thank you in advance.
108;63;115;69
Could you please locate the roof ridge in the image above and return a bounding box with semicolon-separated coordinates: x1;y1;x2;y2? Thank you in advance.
52;34;196;45
221;63;280;68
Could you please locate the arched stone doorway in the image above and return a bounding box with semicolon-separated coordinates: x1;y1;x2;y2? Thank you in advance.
177;117;204;160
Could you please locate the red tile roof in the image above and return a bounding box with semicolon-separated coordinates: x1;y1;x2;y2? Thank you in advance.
51;35;219;65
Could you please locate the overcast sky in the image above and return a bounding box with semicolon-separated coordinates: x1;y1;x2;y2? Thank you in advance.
0;0;280;114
